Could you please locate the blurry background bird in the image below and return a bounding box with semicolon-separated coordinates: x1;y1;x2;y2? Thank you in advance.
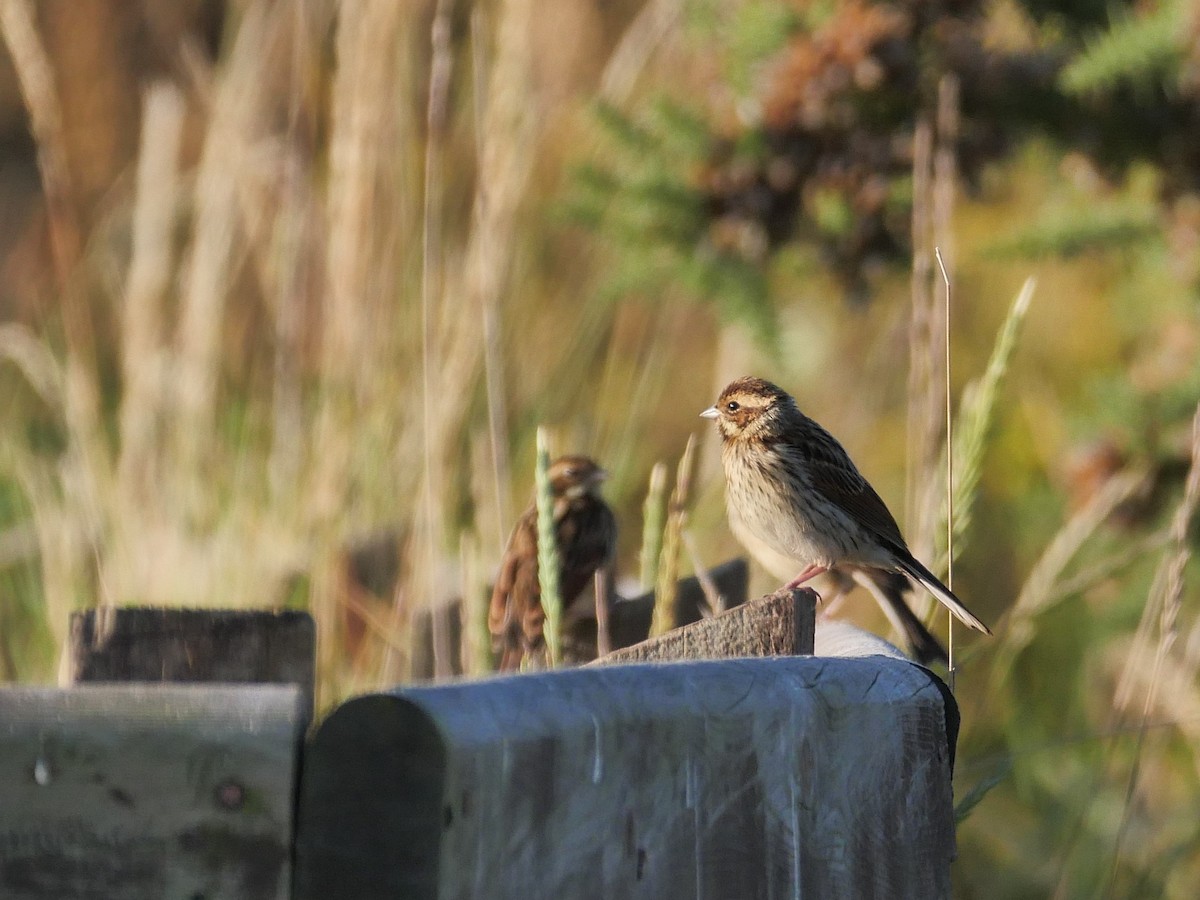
488;455;617;670
703;376;990;664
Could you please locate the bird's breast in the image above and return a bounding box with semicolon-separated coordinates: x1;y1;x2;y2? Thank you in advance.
721;440;852;565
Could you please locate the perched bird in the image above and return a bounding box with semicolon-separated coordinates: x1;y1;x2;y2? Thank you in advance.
488;455;617;671
701;376;990;664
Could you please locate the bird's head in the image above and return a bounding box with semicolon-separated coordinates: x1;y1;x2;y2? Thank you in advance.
700;376;792;442
549;455;608;500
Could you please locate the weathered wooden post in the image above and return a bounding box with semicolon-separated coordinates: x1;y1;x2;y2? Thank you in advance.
294;613;957;898
0;607;315;899
64;607;316;716
0;684;305;900
598;586;815;664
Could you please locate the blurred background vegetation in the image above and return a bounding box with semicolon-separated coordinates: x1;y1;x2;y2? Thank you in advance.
0;0;1199;895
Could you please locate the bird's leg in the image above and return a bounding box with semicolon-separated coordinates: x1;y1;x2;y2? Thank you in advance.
784;563;828;590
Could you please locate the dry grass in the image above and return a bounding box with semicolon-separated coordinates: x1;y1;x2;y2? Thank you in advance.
1;6;1199;894
651;434;697;637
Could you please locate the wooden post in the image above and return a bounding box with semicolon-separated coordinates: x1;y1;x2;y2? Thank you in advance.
0;684;305;900
294;656;957;899
597;587;816;665
65;607;316;716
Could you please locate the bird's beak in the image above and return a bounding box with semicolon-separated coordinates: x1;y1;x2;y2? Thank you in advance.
699;406;719;420
591;467;609;484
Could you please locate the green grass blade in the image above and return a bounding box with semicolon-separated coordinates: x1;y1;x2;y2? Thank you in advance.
940;277;1035;568
534;428;562;667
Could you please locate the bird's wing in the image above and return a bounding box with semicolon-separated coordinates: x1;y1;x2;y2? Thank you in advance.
555;500;617;606
488;507;540;643
794;430;908;547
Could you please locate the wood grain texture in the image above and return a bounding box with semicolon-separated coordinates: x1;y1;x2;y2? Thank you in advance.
65;607;315;714
0;684;305;900
295;656;956;899
597;587;816;665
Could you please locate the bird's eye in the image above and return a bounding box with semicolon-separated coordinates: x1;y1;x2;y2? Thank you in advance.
726;401;740;413
563;467;577;478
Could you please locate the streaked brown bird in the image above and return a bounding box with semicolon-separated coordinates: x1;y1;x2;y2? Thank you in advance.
488;455;617;671
701;376;990;665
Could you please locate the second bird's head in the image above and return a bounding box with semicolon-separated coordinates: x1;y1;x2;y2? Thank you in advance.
549;455;608;500
700;376;793;442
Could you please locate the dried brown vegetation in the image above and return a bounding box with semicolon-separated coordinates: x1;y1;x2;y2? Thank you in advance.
0;1;1199;896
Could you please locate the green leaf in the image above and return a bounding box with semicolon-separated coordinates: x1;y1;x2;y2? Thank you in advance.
1061;2;1185;95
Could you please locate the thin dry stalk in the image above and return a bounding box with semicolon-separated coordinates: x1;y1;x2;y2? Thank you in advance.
266;147;310;502
0;0;82;296
1114;637;1200;782
467;0;538;546
416;0;456;681
640;461;668;590
599;0;685;105
1052;529;1169;601
907;76;960;570
421;0;455;480
5;453;88;653
601;301;684;487
1107;404;1200;895
652;434;698;636
118;83;185;503
315;0;409;684
172;0;272;511
322;0;402;401
933;79;961;634
936;247;955;680
1;0;108;570
460;529;493;676
268;3;325;502
992;468;1151;690
311;0;402;515
933;75;960;278
0;323;63;407
682;529;723;616
405;0;542;676
470;7;511;552
1114;404;1200;712
905;117;941;561
341;586;411;660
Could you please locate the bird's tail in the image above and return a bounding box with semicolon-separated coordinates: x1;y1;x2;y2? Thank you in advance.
853;569;949;667
893;552;992;634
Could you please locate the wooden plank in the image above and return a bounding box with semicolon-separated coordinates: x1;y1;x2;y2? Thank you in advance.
0;684;305;900
65;607;315;714
294;656;957;899
597;587;816;665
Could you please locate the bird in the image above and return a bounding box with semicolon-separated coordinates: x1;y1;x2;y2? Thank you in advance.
488;455;617;671
700;375;990;664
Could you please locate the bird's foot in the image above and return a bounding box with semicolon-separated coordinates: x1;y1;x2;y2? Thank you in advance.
784;564;828;590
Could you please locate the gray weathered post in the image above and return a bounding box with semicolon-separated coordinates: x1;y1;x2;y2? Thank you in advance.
294;655;957;899
65;607;316;715
0;684;305;899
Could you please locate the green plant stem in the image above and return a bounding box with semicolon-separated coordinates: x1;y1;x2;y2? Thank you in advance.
534;428;562;667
